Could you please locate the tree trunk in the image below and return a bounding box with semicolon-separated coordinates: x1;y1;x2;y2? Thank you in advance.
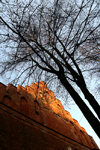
58;74;100;138
77;81;100;120
81;87;100;119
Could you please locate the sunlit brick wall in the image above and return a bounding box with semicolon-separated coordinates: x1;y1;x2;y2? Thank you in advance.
0;81;99;150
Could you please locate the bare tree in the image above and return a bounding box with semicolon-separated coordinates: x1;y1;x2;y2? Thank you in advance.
0;0;100;137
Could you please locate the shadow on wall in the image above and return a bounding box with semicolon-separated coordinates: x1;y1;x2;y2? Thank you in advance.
91;149;100;150
20;97;29;116
66;144;100;150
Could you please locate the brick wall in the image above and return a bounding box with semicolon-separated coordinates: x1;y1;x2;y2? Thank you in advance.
0;81;99;150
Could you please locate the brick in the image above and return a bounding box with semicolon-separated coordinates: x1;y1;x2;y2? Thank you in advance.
0;81;99;150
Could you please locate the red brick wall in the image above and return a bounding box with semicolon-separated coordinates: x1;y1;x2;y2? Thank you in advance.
0;81;99;150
